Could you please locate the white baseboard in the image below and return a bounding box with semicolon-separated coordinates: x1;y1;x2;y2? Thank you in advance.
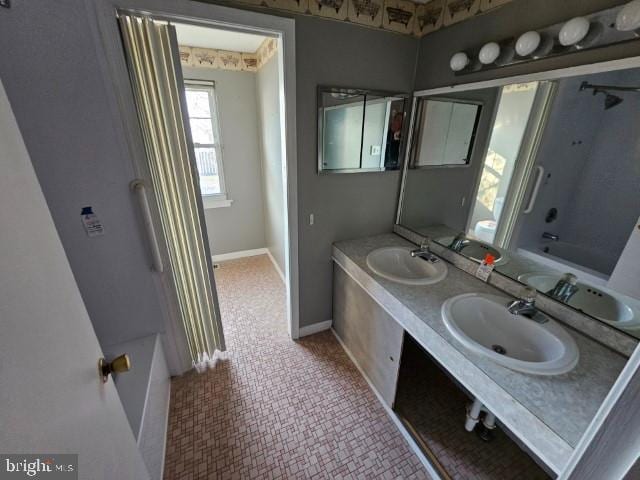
330;328;443;480
266;249;286;284
212;248;268;263
298;319;333;337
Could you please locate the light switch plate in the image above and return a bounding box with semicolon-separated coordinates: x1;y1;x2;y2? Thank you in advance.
0;0;10;8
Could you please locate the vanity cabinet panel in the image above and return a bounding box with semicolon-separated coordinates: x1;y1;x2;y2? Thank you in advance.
333;265;404;407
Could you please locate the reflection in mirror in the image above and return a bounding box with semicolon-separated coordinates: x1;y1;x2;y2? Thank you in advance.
411;98;482;167
398;68;640;338
318;87;408;173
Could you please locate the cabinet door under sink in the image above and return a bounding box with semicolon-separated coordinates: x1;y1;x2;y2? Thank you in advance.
333;265;404;407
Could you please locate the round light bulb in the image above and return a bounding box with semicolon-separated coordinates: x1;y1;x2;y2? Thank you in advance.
559;17;590;46
478;42;501;65
616;0;640;31
515;31;541;57
450;52;469;72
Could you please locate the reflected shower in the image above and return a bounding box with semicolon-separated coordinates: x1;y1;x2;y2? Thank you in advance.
579;81;640;110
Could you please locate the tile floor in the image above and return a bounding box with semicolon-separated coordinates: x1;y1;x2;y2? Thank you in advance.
394;336;551;480
163;255;430;479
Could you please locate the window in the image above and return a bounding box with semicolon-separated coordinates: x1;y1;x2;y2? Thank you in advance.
184;81;230;207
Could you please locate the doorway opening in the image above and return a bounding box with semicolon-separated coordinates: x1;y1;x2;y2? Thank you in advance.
174;21;291;343
115;7;298;375
466;81;554;248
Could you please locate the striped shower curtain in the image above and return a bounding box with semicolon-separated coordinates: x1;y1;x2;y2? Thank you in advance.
119;13;225;370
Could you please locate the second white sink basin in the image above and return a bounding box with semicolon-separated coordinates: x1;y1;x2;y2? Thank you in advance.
442;293;579;375
518;272;637;326
366;247;448;286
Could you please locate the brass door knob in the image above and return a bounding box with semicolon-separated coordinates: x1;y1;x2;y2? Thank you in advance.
98;354;131;383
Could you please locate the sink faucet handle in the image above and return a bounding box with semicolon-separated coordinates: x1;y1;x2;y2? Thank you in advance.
520;286;537;304
420;236;431;250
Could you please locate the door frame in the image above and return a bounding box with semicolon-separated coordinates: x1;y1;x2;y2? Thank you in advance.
86;0;300;374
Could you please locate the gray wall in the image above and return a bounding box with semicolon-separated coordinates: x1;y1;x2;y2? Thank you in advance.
256;54;286;274
295;16;418;328
401;88;499;232
414;0;640;90
182;66;267;256
0;0;168;348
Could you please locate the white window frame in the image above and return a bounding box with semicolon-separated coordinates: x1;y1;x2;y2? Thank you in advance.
184;80;231;209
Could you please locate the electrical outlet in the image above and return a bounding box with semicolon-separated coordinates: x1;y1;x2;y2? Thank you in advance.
370;145;381;156
0;0;10;9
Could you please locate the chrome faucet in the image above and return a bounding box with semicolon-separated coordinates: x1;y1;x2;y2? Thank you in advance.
507;287;547;323
410;238;440;263
542;232;559;241
548;273;579;303
450;233;470;252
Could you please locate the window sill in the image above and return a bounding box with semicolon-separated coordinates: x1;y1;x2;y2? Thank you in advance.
203;196;233;209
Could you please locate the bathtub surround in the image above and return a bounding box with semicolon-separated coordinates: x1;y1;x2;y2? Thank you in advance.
514;70;640;276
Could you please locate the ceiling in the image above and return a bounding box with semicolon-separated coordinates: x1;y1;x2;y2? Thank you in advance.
174;23;268;52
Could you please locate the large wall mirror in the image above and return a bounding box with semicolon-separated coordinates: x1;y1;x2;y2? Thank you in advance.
397;67;640;338
318;87;409;173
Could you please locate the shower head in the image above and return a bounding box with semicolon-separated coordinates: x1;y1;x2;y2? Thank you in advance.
579;81;626;110
604;93;624;110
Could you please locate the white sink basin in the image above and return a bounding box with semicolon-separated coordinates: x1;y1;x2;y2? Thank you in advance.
519;272;637;326
366;247;448;286
438;236;509;266
442;293;579;375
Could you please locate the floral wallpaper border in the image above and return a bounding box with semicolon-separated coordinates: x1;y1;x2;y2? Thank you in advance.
199;0;511;37
179;37;278;72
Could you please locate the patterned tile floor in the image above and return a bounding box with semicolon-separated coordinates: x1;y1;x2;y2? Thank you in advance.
163;255;430;479
395;336;551;480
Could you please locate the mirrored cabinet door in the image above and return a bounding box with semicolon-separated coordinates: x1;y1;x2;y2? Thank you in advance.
411;98;482;167
318;87;409;173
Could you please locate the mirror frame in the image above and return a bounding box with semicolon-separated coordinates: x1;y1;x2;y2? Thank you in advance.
395;55;640;342
408;96;483;169
317;86;410;174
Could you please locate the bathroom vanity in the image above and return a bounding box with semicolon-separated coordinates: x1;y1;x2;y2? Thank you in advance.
332;234;626;476
329;61;640;479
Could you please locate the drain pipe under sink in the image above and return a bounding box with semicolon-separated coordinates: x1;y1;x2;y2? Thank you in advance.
465;398;497;432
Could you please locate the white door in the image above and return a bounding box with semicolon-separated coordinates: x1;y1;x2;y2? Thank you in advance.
0;80;150;480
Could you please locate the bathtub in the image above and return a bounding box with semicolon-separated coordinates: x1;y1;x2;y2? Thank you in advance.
517;242;610;287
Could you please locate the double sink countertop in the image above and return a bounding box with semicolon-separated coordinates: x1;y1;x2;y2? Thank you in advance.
332;233;627;475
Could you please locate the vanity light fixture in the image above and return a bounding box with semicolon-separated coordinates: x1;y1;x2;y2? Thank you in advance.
478;42;501;64
559;17;591;46
515;31;541;57
450;52;470;72
451;4;640;75
616;0;640;32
